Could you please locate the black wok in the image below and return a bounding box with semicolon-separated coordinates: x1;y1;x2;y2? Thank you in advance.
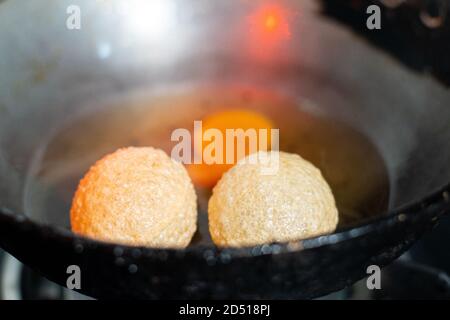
0;0;449;299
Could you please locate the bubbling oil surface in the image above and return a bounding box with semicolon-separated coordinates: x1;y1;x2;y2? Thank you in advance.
25;86;389;246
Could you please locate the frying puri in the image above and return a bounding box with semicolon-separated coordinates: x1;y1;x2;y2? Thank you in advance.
70;147;197;248
208;151;339;247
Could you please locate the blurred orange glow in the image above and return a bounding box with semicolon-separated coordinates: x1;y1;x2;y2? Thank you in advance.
265;14;278;30
246;3;292;60
250;4;291;40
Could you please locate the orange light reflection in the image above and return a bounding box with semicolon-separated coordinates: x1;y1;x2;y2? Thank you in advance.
246;3;293;60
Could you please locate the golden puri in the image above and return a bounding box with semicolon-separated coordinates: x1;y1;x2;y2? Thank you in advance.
208;151;338;247
70;147;197;248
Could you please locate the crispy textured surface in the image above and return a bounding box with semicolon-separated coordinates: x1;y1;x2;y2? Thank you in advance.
208;151;338;247
71;147;197;248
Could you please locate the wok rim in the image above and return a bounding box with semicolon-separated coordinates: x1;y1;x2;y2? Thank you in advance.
0;181;449;260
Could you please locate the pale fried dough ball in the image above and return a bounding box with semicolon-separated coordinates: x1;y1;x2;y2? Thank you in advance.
208;151;338;247
71;147;197;248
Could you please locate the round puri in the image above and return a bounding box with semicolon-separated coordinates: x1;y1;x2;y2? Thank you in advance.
208;151;338;247
71;147;197;248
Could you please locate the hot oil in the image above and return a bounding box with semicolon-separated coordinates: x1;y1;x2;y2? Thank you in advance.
26;86;389;245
